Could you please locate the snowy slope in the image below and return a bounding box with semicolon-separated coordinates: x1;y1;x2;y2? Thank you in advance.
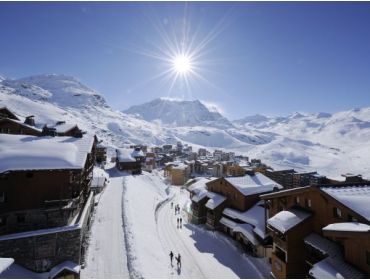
1;73;370;178
123;98;233;129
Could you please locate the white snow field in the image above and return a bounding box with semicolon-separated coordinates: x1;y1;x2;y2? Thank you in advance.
121;170;270;278
81;166;129;278
1;74;370;179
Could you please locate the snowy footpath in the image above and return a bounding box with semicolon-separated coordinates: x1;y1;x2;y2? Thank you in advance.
123;170;270;278
81;167;129;278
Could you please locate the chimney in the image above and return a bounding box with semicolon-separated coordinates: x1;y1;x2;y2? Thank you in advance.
24;115;35;127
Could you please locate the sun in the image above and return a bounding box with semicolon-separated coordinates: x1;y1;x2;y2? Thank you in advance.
172;55;192;74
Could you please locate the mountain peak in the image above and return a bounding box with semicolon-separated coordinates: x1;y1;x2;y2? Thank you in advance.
123;98;232;128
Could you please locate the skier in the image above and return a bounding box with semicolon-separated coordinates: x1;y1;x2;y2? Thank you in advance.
176;253;182;269
169;251;174;266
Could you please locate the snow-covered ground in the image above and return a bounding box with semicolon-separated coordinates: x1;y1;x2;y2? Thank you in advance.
121;170;270;278
81;166;129;279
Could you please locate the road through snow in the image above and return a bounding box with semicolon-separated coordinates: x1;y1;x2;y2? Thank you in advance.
156;187;268;279
81;167;129;278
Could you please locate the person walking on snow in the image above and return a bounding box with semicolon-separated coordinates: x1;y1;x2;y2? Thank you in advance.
171;202;173;209
176;253;182;269
169;251;174;266
177;218;179;228
180;217;183;228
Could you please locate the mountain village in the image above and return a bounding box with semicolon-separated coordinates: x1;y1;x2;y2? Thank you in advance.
0;103;369;279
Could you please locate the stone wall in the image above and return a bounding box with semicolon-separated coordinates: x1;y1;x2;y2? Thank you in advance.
0;227;81;272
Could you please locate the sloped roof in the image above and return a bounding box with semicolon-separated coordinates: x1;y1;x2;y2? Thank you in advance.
309;257;364;279
267;208;311;234
0;134;95;173
116;148;136;162
205;191;226;210
223;201;266;239
224;172;282;196
320;185;370;221
0;258;14;274
304;233;341;258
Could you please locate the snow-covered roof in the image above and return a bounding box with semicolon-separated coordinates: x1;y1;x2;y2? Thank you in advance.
304;233;341;258
48;261;80;278
116;148;136;162
205;191;227;210
219;217;260;246
224;172;282;196
192;188;208;203
223;201;267;239
132;149;144;158
0;258;14;274
309;257;364;279
233;223;260;246
0;117;42;133
267;208;311;234
322;222;370;233
0;134;95;173
320;185;370;221
50;122;78;133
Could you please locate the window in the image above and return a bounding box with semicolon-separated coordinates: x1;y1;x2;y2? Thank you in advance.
0;216;6;227
305;198;312;208
17;214;26;223
333;207;342;218
295;196;300;204
0;192;5;203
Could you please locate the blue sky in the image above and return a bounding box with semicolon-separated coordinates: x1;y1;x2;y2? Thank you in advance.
1;2;370;119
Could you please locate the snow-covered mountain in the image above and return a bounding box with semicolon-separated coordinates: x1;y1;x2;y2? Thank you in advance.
123;98;233;129
1;73;370;179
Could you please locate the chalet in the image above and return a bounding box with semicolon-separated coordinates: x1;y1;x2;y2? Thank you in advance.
260;183;370;278
42;122;83;138
144;152;156;172
0;133;96;273
0;117;42;136
204;172;282;230
164;162;191;186
187;177;215;224
96;143;107;165
116;148;142;174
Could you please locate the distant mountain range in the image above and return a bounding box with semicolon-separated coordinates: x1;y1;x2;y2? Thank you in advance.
1;73;369;179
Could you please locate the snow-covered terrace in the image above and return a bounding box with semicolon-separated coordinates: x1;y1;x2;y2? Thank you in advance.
225;172;282;196
320;185;370;221
0;134;94;173
223;201;267;239
304;233;341;258
267;208;311;234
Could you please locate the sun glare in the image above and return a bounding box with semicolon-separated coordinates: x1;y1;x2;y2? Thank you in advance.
173;55;192;74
